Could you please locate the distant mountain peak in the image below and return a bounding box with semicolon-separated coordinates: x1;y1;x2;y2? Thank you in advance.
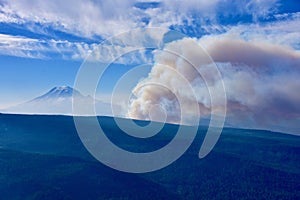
32;86;82;101
2;85;119;117
53;86;72;91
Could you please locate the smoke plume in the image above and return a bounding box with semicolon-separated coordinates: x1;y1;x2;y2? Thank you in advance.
128;34;300;134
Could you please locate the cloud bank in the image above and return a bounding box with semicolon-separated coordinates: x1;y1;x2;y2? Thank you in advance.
0;0;279;37
0;0;299;62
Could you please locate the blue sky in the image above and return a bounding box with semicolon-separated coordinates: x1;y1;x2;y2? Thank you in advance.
0;0;300;133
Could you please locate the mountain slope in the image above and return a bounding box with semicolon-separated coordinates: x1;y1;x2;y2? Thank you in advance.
0;113;299;199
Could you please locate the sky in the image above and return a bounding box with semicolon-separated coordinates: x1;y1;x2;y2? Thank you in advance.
0;0;299;134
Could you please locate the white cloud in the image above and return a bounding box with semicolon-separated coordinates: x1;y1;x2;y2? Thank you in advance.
225;14;300;50
0;34;48;58
0;0;282;39
244;0;279;21
0;0;294;62
0;0;299;66
0;29;166;63
0;0;143;38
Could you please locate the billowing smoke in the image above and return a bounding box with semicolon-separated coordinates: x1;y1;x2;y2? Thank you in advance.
127;34;300;134
127;37;224;125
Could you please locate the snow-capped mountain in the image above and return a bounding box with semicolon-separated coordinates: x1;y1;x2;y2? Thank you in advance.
3;86;118;116
31;86;82;101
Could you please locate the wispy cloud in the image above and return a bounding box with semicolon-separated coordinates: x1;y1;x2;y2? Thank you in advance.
0;28;165;63
0;0;282;38
0;0;138;38
0;0;297;61
0;34;48;58
226;13;300;49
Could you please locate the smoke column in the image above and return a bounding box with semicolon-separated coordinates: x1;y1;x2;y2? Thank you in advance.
128;34;300;134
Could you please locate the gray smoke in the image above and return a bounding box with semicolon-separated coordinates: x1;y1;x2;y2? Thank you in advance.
127;34;300;134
